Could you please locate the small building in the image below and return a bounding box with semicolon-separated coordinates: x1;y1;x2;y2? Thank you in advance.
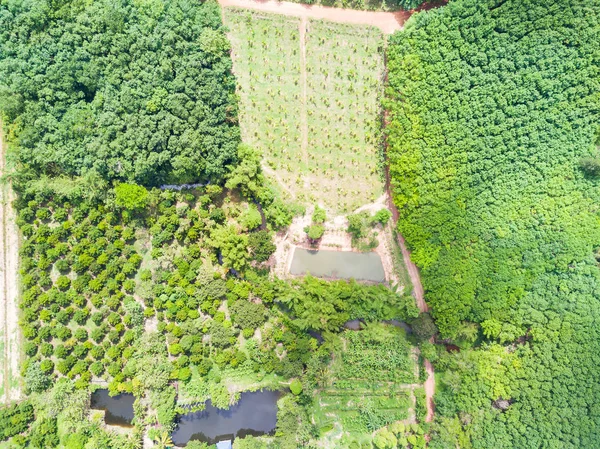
216;441;232;449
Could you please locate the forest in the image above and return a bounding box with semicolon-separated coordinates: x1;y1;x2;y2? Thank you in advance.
386;0;600;447
0;0;240;186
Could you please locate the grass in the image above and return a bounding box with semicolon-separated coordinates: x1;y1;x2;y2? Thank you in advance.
224;9;385;213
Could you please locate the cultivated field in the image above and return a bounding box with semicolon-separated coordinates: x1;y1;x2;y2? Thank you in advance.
224;9;385;213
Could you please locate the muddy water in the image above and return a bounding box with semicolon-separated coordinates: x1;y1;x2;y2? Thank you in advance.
90;389;135;427
172;390;281;446
289;248;385;282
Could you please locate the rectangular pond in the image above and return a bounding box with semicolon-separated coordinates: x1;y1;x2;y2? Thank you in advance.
172;390;281;446
90;389;135;427
289;248;385;282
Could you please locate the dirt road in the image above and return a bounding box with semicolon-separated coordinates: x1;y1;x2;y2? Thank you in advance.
0;123;21;404
219;0;408;34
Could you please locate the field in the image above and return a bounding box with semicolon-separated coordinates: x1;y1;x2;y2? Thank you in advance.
224;9;385;213
312;324;419;443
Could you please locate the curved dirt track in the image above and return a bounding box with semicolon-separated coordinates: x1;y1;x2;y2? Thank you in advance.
219;0;409;34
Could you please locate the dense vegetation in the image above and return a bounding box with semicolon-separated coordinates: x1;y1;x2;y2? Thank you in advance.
386;0;600;447
0;0;240;186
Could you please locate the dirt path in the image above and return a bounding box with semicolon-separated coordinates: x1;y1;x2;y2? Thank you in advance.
0;123;21;404
220;0;408;34
299;16;309;177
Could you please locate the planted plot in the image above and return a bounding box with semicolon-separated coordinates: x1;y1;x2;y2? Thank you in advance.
225;10;385;213
305;21;385;212
16;200;143;387
312;324;417;438
224;9;303;198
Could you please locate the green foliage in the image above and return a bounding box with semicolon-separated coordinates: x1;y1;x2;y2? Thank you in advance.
273;275;416;332
579;157;600;177
386;1;600;446
305;224;325;242
115;184;149;211
0;401;34;440
24;362;51;393
229;300;267;330
410;313;437;341
312;206;326;225
373;208;392;225
290;379;303;395
373;427;397;449
0;0;240;185
226;145;266;199
248;230;276;262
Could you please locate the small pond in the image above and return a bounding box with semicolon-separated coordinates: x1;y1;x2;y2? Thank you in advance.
172;390;281;446
90;389;135;427
289;248;385;282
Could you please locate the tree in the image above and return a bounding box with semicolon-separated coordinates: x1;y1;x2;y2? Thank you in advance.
290;379;303;395
248;230;276;262
579;157;600;177
411;313;438;341
115;184;149;211
25;361;51;393
305;224;324;243
226;145;266;199
373;208;392;225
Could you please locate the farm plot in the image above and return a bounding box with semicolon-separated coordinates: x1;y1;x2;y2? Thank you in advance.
224;10;304;198
305;21;385;212
224;9;385;213
312;324;418;441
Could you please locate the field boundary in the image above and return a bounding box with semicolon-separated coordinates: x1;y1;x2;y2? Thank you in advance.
219;0;407;34
0;122;21;404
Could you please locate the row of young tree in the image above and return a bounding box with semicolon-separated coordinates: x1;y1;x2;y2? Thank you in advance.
386;0;600;447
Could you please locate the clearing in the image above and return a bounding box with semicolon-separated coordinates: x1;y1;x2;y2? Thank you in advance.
224;9;385;214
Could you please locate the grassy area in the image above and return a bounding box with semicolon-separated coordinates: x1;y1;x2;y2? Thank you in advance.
224;9;385;213
312;324;417;441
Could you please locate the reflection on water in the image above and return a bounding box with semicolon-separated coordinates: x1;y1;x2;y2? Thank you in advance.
90;389;135;427
290;248;385;282
172;390;281;446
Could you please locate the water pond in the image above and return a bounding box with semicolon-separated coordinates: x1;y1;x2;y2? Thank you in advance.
90;389;135;427
289;248;385;282
172;390;281;446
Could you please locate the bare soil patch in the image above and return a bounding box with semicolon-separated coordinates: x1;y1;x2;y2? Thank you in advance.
0;123;21;404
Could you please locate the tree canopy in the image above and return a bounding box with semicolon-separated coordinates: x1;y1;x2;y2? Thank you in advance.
386;0;600;447
0;0;240;186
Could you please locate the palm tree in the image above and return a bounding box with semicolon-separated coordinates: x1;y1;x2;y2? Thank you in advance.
154;430;173;449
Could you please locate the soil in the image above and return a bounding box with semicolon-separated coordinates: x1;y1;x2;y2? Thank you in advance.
220;0;405;34
0;123;21;404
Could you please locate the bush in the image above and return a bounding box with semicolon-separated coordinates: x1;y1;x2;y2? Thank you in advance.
115;184;149;210
290;379;303;395
0;401;34;440
56;275;71;291
411;313;438;341
373;208;392;225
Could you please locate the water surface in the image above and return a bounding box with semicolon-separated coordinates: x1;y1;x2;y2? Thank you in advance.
90;389;135;427
290;248;385;282
172;390;281;446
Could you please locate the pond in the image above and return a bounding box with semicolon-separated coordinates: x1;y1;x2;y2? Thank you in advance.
90;389;135;427
172;390;281;446
289;248;385;282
